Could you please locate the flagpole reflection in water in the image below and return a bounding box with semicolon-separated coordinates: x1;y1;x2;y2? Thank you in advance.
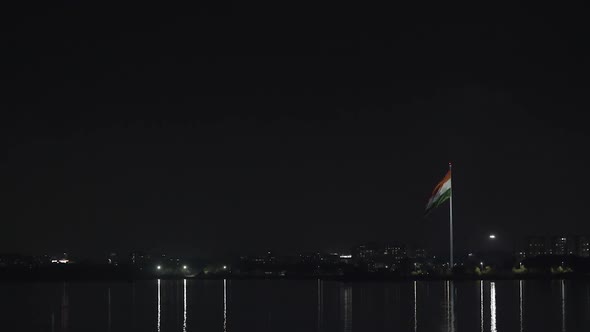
157;279;161;332
445;281;449;331
490;281;497;332
444;280;451;331
444;280;455;332
183;279;187;332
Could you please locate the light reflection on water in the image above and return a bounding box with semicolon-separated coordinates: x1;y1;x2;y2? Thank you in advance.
561;280;566;332
317;279;323;332
480;280;484;332
107;287;111;332
223;279;227;332
413;280;417;332
4;279;590;332
491;281;497;332
341;284;352;332
157;279;161;332
519;280;524;332
60;282;68;332
183;279;187;332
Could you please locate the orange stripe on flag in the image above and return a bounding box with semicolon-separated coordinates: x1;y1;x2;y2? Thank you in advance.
431;170;451;196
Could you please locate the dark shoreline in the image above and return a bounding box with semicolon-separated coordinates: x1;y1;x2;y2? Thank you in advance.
2;272;589;283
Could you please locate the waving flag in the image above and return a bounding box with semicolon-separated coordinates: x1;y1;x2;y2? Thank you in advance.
425;170;452;215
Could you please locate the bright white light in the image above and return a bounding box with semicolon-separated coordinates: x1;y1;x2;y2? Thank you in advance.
339;255;352;259
489;234;496;239
183;265;188;270
157;265;162;270
223;265;227;270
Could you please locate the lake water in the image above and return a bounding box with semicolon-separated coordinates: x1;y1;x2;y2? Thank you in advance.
1;279;589;331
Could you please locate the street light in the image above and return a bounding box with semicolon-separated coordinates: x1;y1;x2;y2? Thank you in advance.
157;265;162;270
183;265;188;270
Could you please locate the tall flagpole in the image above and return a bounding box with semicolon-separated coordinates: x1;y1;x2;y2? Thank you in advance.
449;162;454;271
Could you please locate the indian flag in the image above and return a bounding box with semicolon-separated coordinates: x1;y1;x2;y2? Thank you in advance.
425;170;452;215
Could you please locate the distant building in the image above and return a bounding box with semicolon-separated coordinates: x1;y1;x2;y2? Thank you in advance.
352;243;379;261
514;250;526;262
578;236;590;258
130;251;151;266
298;252;319;264
0;253;31;267
526;237;546;257
551;236;576;256
351;242;410;271
265;251;276;264
323;253;341;264
413;248;427;259
383;244;407;261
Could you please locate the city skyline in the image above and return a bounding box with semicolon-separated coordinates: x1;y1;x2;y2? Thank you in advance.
3;233;590;262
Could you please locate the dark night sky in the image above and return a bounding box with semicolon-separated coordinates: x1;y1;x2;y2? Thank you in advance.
1;1;589;258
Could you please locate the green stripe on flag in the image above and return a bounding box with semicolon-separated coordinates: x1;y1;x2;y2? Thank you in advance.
425;188;451;216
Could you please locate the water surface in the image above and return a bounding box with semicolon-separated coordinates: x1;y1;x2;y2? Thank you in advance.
1;279;589;332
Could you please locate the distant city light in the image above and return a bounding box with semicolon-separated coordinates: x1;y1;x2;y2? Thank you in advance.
51;258;69;264
157;265;162;270
489;234;496;239
339;255;352;259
